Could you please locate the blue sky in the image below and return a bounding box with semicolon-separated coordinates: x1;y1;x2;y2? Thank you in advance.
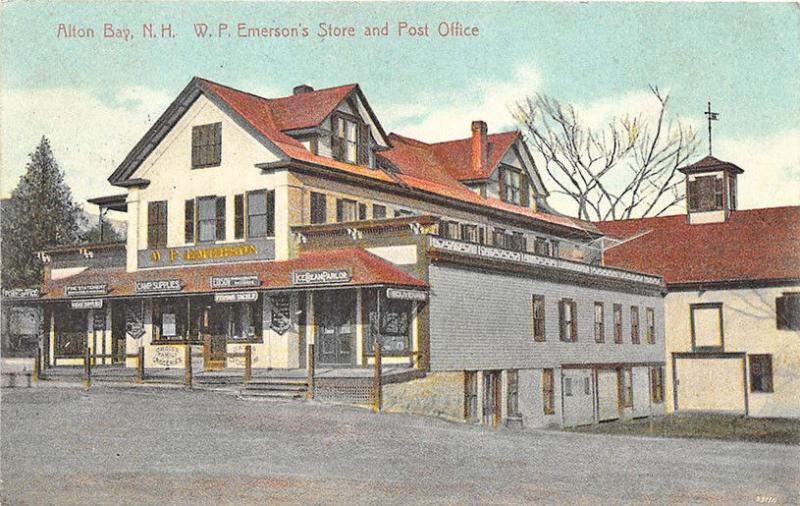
2;1;798;214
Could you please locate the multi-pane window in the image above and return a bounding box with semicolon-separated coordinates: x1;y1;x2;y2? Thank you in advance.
507;370;519;417
441;221;460;240
618;367;633;408
532;295;546;342
492;228;509;249
336;198;358;222
358;203;368;221
364;289;413;354
147;201;168;249
225;300;263;341
594;302;605;343
246;190;274;238
191;122;222;168
613;304;623;344
310;192;327;224
651;366;664;403
152;298;188;341
646;307;655;344
501;168;522;205
631;306;640;344
551;240;560;258
197;196;220;243
559;299;578;342
331;115;368;165
464;371;478;422
184;200;194;243
749;355;773;393
461;224;479;243
372;204;386;219
688;175;724;212
542;369;554;415
509;232;527;252
234;194;244;239
534;237;550;256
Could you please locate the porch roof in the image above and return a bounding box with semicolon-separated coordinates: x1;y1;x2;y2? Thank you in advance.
39;248;426;300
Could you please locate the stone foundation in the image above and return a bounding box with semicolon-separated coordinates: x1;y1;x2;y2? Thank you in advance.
382;371;464;422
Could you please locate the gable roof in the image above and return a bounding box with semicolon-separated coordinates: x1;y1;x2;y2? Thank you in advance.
267;84;357;131
431;131;520;181
596;206;800;286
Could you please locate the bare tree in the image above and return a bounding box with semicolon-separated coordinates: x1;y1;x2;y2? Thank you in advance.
514;86;699;221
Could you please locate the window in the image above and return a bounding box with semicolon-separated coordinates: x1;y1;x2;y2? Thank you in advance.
464;371;478;422
500;167;522;205
461;224;479;243
234;194;244;239
583;377;591;395
559;299;578;342
714;177;724;209
191;122;222;168
613;304;622;344
564;377;573;397
631;306;640;344
534;237;550;256
310;192;327;224
646;308;655;344
225;300;263;341
440;221;460;240
776;292;800;330
690;303;723;350
509;232;527;252
507;370;519;417
152;298;188;341
542;369;554;415
184;200;195;243
749;355;773;393
53;308;87;357
147;201;167;249
729;177;737;210
358;203;368;221
197;196;218;243
394;208;414;218
532;295;546;342
618;367;633;408
372;204;386;219
246;190;274;238
331;115;368;165
551;240;560;258
492;228;509;249
651;367;664;403
364;289;413;354
336;198;358;222
594;302;605;343
688;175;723;212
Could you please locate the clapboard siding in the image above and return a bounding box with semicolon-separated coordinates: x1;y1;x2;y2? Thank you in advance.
428;264;664;371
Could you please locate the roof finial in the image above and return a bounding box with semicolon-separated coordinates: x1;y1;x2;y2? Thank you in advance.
704;101;719;156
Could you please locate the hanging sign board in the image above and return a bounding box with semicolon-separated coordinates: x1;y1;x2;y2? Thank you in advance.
210;275;260;289
270;294;291;335
214;291;259;303
125;303;145;339
93;310;107;330
2;288;41;299
386;288;428;302
291;268;352;286
135;279;183;293
72;299;103;310
65;284;108;297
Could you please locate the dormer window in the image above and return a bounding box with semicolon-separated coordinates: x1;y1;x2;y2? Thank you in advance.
688;175;724;212
331;114;368;165
498;166;529;207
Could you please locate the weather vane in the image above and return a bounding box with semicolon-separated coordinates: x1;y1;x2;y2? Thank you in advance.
705;101;719;156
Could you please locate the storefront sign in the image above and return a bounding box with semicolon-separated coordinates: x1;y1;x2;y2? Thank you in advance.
126;303;145;339
270;294;291;335
386;288;428;302
65;284;108;297
92;310;107;330
2;288;41;299
214;291;259;303
135;279;183;293
138;238;275;268
71;299;103;310
210;275;260;289
291;268;352;286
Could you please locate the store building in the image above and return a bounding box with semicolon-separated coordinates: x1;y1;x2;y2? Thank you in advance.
17;77;667;428
598;156;800;419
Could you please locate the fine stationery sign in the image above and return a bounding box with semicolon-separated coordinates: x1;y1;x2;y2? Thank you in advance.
270;294;291;335
291;268;352;286
210;275;260;289
2;288;41;299
135;279;183;293
386;288;427;301
65;284;108;297
71;299;103;310
125;303;145;339
214;291;259;303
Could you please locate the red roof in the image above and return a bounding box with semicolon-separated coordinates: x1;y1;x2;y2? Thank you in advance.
596;206;800;285
40;248;426;299
268;84;357;131
678;155;744;175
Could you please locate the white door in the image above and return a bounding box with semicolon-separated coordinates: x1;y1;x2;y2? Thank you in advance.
632;367;651;418
597;369;619;422
562;369;594;428
675;356;746;414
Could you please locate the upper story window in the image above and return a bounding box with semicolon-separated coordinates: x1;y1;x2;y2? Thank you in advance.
559;299;578;342
631;306;640;344
440;221;460;240
690;302;723;351
646;307;656;344
613;303;623;344
191;122;222;169
688;175;724;212
310;192;327;224
594;302;605;343
372;204;387;219
534;237;550;256
247;190;275;238
147;201;168;249
499;167;523;205
196;196;225;243
776;292;800;330
532;295;546;342
331;114;368;165
336;198;358;222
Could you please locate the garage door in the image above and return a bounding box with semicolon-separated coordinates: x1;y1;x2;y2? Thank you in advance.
597;369;619;422
632;367;651;419
562;369;594;428
675;356;746;414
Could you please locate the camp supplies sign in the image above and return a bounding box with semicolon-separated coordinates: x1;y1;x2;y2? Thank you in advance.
135;279;183;293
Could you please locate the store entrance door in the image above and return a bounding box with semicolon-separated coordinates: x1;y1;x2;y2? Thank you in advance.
315;290;356;366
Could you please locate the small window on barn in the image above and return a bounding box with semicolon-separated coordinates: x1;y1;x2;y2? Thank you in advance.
776;292;800;330
191;122;222;168
749;355;773;393
691;303;723;351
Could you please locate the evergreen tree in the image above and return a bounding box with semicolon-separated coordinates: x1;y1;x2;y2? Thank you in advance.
1;136;87;287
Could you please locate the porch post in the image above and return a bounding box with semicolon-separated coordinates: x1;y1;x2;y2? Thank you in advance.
184;344;192;388
243;345;252;384
372;341;382;413
32;346;40;384
306;343;315;399
82;346;91;391
135;346;144;384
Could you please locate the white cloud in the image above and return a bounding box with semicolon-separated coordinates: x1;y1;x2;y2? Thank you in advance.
0;86;172;213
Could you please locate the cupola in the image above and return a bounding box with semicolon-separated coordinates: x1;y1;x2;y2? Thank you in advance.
679;155;744;224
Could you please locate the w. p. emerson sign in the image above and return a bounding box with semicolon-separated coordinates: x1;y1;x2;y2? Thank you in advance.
139;238;275;268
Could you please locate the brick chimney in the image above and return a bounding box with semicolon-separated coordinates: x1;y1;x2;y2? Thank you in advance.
293;84;314;95
471;120;488;174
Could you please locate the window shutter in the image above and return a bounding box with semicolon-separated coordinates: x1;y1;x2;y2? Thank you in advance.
571;301;578;341
213;122;222;164
234;195;244;239
520;174;530;207
215;197;226;241
558;300;565;341
147;202;158;248
266;190;275;236
336;199;344;222
498;168;507;201
357;123;369;166
184;200;195;243
191;127;200;168
330;116;342;160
